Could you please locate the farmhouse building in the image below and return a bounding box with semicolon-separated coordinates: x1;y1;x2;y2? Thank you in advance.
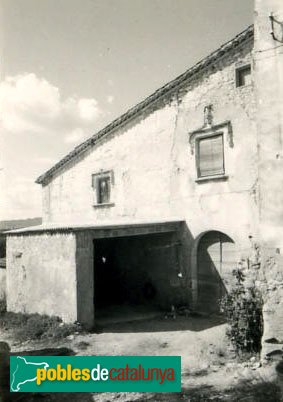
6;0;283;352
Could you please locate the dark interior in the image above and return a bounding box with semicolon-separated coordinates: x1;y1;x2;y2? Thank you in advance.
93;232;182;316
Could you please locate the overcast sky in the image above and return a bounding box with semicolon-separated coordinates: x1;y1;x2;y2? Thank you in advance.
0;0;253;220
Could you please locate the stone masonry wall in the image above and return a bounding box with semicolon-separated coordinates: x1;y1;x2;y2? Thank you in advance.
42;38;257;248
42;104;177;224
254;0;283;359
171;38;257;245
258;250;283;358
39;38;258;314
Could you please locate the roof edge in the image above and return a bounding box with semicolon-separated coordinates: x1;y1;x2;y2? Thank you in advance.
36;24;254;185
5;218;184;235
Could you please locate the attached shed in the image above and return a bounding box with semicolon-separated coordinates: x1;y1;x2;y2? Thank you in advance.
6;220;185;328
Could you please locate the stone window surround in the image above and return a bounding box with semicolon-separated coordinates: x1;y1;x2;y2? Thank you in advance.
189;120;233;183
91;170;115;207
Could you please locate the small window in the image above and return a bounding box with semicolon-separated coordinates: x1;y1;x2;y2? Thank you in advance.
196;134;225;178
97;176;111;204
92;171;114;206
236;65;251;87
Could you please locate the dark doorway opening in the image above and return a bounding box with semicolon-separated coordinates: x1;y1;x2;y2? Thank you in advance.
93;232;180;324
197;231;236;313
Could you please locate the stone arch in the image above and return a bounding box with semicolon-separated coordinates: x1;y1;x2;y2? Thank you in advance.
191;230;236;313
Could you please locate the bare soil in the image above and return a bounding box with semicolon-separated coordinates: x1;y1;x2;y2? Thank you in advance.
1;313;281;402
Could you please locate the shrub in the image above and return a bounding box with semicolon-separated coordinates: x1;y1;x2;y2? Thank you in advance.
0;311;82;342
220;269;263;354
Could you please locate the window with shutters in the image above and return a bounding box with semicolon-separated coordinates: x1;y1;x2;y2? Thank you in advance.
92;170;115;207
196;134;225;178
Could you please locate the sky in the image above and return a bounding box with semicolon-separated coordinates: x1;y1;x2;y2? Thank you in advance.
0;0;253;220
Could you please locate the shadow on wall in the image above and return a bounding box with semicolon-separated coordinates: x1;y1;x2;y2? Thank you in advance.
196;231;236;313
181;224;237;314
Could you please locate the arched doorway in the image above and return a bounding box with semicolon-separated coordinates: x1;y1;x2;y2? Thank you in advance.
197;231;235;313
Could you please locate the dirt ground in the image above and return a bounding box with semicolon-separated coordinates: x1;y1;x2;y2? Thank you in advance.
2;313;282;402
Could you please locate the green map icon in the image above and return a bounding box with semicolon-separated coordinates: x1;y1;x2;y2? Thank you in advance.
10;356;49;392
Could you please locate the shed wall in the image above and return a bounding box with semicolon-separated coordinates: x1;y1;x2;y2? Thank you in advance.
6;233;77;322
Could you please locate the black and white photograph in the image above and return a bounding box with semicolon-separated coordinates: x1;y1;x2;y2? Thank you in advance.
1;0;283;401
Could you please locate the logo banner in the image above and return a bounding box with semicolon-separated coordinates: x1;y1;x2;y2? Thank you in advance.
10;355;181;393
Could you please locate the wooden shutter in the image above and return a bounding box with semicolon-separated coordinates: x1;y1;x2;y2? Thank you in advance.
198;134;224;177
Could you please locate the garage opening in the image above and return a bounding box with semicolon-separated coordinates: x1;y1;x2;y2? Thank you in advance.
93;232;181;323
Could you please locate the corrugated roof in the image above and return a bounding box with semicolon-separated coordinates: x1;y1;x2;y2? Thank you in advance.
36;25;254;185
6;218;184;235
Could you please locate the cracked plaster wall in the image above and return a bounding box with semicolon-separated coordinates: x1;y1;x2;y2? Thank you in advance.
42;40;257;249
254;0;283;360
42;105;177;224
40;39;258;310
170;40;257;246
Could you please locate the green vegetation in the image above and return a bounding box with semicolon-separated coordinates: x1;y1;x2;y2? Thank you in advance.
220;269;263;354
0;310;82;342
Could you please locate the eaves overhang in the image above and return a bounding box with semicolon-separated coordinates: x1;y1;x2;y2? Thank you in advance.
5;219;184;238
36;25;254;186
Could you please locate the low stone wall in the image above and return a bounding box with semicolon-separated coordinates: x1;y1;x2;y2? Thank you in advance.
219;242;283;359
258;251;283;360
